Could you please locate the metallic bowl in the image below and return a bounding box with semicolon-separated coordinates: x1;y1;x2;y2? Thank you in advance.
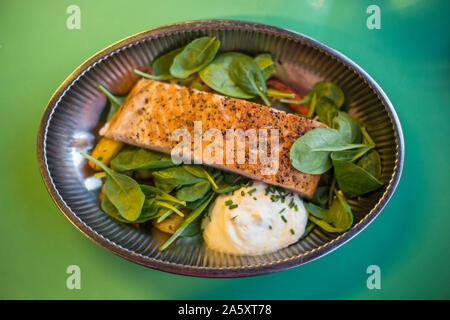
37;20;404;277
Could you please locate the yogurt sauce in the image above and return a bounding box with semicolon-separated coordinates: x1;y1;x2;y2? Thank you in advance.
202;181;308;255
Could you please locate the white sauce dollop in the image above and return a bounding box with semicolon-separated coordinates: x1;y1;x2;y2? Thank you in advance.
202;181;308;255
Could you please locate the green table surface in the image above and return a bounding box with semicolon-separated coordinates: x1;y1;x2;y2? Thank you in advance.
1;0;449;299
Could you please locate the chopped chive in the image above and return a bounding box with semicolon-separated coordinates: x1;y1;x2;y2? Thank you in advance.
241;190;245;196
97;156;104;161
290;228;295;235
270;195;280;202
279;208;286;214
288;199;295;208
281;215;287;223
253;197;257;200
225;200;233;206
229;204;238;210
269;225;272;230
294;204;298;212
247;188;257;196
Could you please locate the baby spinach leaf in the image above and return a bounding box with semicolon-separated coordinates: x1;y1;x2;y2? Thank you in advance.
332;111;362;144
304;201;328;219
101;196;129;223
222;171;247;185
229;56;271;106
180;214;203;237
312;81;345;108
152;47;184;79
315;97;339;127
311;186;330;207
183;165;218;189
306;193;353;233
137;198;161;222
170;37;220;79
300;220;315;240
153;180;178;193
97;84;125;121
214;183;242;194
290;128;366;174
139;184;165;197
101;188;174;224
140;184;186;206
357;150;382;180
134;47;184;80
254;53;276;80
110;146;176;172
199;52;255;99
152;166;205;186
176;180;212;202
331;151;383;198
159;192;215;250
81;152;145;222
211;171;247;194
184;190;214;210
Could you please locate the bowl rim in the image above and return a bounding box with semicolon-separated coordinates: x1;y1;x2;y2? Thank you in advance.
37;19;404;278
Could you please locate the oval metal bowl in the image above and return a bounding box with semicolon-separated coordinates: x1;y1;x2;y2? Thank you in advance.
37;20;404;277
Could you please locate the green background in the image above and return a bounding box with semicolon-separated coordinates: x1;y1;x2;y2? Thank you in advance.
1;0;449;299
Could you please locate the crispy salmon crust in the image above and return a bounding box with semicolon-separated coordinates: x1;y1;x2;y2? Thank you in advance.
100;78;325;198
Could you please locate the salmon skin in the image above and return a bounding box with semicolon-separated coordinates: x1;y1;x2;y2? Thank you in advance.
100;78;325;198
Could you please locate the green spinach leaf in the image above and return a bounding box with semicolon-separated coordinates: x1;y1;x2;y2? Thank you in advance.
199;52;255;99
300;220;315;240
311;186;330;207
332;111;362;144
315;97;339;127
97;84;125;121
152;166;205;186
140;184;186;206
290;128;366;174
304;201;328;219
110;146;176;172
357;150;382;180
176;180;212;202
81;152;145;222
179;214;203;237
151;47;183;79
170;37;220;79
134;47;183;81
312;81;345;108
306;192;353;233
254;53;275;80
229;56;271;106
101;196;129;223
183;165;218;189
331;151;383;198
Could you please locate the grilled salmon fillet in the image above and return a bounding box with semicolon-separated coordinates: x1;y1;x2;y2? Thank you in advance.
100;78;325;198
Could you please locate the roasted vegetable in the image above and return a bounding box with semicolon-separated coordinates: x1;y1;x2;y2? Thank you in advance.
88;137;124;171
